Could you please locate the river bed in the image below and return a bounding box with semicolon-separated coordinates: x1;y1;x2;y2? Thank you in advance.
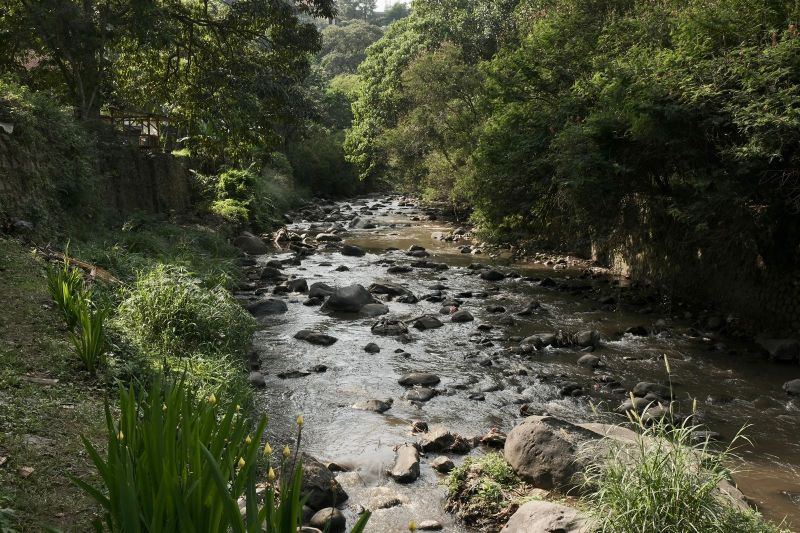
242;195;800;532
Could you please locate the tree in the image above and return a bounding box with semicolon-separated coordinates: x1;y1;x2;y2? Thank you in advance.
382;2;410;25
337;0;377;21
318;21;384;78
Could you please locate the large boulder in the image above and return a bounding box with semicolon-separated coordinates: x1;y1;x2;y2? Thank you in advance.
233;232;268;255
500;500;593;533
503;416;609;491
323;284;375;313
300;454;348;510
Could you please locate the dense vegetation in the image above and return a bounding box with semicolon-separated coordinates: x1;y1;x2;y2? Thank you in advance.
347;0;800;290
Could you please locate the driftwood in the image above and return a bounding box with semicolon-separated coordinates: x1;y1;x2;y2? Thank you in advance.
41;247;121;285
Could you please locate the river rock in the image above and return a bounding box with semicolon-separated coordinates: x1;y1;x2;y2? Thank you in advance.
520;333;556;349
371;318;408;336
323;284;375;312
405;387;436;402
503;416;602;491
300;454;348;510
388;444;420;483
309;508;345;533
364;342;381;353
341;244;366;257
260;266;285;281
632;382;672;399
294;330;338;346
309;282;336;299
387;265;413;274
233;232;268;255
413;315;443;330
480;269;505;281
517;301;542;316
756;338;800;363
315;233;342;242
247;299;288;316
783;379;800;395
615;396;653;414
574;329;600;348
418;520;443;531
365;486;407;509
399;373;441;387
500;500;593;533
430;456;454;473
353;399;393;413
359;303;390;317
286;278;308;293
577;354;601;368
419;426;455;452
451;309;474;322
248;371;266;387
369;282;416;301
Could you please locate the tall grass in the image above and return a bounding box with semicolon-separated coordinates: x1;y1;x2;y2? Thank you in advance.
115;265;255;361
72;377;371;532
582;357;790;533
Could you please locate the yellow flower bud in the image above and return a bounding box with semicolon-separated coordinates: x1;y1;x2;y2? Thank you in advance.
263;442;272;456
408;520;418;531
245;435;252;445
208;393;217;405
161;403;167;412
282;445;290;459
235;404;241;413
267;467;276;481
237;457;246;469
117;430;124;441
296;414;304;427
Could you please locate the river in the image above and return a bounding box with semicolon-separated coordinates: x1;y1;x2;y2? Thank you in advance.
241;195;800;532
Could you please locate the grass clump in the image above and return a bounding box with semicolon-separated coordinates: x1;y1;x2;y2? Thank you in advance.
45;253;86;331
445;452;530;529
73;376;371;532
113;265;255;395
582;409;790;533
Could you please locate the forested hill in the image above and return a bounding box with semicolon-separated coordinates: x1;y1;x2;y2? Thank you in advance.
345;0;800;329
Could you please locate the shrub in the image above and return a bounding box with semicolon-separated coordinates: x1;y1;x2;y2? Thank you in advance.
210;198;250;225
115;265;255;362
72;377;371;532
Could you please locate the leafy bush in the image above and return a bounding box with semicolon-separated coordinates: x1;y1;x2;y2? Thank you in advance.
445;452;528;529
210;198;251;225
115;265;255;362
582;408;790;533
73;377;370;532
69;301;108;376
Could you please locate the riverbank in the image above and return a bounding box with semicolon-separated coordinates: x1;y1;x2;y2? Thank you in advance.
0;216;256;530
238;194;799;531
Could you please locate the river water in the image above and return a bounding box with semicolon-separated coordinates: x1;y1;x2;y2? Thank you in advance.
245;195;800;532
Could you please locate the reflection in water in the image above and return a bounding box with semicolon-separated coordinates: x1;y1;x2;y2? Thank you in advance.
245;197;800;532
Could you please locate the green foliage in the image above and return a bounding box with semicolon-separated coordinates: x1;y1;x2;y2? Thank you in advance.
582;410;790;533
69;301;108;376
0;80;98;227
210;199;251;225
46;255;86;331
287;128;361;197
445;453;526;528
319;21;384;79
73;377;372;532
115;265;256;363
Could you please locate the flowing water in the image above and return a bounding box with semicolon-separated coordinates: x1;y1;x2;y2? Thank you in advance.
244;195;800;532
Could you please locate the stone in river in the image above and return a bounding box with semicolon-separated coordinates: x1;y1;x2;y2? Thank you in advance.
359;303;390;317
430;456;454;473
451;309;474;322
353;399;393;413
413;315;443;330
371;318;409;336
577;354;601;368
783;379;800;396
480;269;505;281
341;244;366;257
294;330;338;346
387;444;420;483
405;387;436;402
309;508;345;533
323;284;374;312
248;371;266;387
363;342;381;353
398;373;441;387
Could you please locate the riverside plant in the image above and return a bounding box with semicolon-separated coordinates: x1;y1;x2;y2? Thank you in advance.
46;251;86;331
582;356;789;533
72;376;371;532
